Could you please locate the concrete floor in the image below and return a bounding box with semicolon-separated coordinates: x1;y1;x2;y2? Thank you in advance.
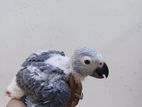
0;0;142;107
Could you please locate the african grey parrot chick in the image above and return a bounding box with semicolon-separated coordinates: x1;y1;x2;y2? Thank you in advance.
6;47;109;107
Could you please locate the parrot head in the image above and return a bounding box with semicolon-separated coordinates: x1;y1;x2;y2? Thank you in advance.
71;47;109;79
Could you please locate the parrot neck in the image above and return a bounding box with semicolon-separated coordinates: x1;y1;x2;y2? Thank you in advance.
71;72;85;82
69;62;86;82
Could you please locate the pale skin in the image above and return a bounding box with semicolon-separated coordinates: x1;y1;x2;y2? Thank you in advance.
6;99;26;107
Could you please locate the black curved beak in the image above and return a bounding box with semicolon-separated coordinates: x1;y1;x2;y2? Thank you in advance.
90;63;109;79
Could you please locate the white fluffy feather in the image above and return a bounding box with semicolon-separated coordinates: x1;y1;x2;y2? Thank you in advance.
44;55;72;75
6;77;24;99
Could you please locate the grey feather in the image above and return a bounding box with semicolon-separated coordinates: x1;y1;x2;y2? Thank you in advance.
16;50;70;107
16;64;70;107
22;50;65;67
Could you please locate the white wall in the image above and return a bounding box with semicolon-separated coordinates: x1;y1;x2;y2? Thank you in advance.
0;0;142;107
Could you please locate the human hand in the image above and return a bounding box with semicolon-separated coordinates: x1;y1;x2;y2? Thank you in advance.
6;99;26;107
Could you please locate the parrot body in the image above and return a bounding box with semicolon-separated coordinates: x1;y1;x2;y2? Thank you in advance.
6;47;109;107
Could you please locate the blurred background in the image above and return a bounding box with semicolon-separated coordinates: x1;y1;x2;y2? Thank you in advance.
0;0;142;107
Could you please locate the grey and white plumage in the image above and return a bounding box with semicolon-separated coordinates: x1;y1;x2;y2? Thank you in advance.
6;47;109;107
17;51;71;107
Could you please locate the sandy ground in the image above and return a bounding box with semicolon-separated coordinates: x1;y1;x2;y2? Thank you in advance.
0;0;142;107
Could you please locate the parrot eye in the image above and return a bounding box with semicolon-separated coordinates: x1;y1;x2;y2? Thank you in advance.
83;56;92;65
84;60;91;64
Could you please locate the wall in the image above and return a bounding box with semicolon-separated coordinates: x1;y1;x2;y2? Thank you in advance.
0;0;142;107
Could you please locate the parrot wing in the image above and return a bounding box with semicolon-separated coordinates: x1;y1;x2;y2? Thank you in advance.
16;62;71;107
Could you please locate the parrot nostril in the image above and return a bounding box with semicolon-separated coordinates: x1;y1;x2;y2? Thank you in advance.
99;62;102;66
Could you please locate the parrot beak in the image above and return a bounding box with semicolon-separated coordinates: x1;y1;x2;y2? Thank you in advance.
90;63;109;79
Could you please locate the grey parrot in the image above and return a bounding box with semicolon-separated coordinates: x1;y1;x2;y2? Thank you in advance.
6;47;109;107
